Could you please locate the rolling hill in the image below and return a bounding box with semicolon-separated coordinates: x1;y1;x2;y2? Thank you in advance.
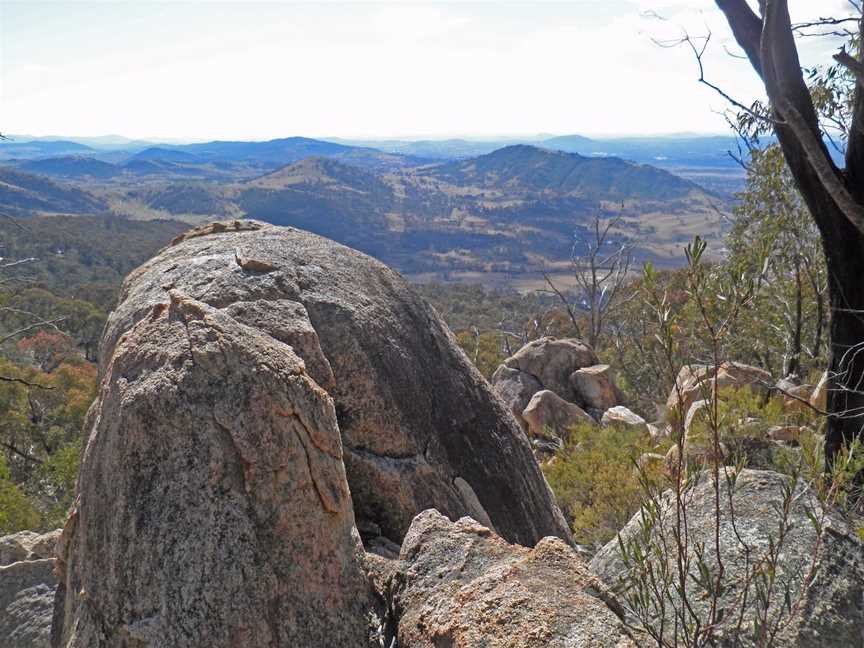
0;167;108;215
106;145;725;281
0;139;95;161
131;147;205;163
418;145;701;201
18;156;121;179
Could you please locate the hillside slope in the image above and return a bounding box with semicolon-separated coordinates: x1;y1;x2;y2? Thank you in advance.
0;167;108;215
419;145;703;200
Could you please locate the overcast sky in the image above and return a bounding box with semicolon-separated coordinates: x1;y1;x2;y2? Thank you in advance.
0;0;855;141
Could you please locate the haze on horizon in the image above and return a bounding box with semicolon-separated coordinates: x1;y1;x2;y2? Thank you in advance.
0;0;854;142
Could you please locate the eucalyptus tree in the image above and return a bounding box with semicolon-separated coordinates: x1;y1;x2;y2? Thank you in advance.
715;0;864;464
727;144;827;379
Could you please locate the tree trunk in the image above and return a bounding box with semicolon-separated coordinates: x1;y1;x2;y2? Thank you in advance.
715;0;864;465
785;261;803;378
810;265;825;362
822;217;864;464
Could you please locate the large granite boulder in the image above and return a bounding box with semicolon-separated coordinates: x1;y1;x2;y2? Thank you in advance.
53;293;381;647
500;337;598;405
99;221;569;547
591;469;864;647
388;510;635;648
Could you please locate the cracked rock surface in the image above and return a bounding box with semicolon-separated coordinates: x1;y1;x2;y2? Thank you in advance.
53;293;380;647
0;529;60;648
592;469;864;648
387;510;635;648
99;220;569;547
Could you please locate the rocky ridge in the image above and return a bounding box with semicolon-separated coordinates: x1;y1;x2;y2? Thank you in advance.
11;220;856;648
48;221;588;647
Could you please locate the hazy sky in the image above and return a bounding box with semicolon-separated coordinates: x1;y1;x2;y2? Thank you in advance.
0;0;855;141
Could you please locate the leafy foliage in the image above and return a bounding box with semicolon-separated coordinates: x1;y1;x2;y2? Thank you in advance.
0;356;96;531
543;422;667;547
0;454;40;534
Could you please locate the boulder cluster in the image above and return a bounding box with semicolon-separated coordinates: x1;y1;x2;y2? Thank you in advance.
3;221;860;648
663;363;826;469
490;338;647;457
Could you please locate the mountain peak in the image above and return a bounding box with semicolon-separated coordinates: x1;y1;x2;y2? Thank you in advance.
420;144;700;201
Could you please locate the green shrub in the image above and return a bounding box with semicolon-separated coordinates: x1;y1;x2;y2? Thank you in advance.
543;422;668;547
0;455;40;534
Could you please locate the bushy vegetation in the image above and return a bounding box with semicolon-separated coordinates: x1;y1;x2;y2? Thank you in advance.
0;213;183;533
543;422;667;546
0;354;95;532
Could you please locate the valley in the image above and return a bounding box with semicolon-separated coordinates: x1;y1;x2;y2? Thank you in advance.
0;134;730;288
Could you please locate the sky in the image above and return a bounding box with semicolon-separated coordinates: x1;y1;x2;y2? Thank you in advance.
0;0;856;141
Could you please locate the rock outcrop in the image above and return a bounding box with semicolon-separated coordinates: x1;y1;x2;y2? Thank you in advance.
591;469;864;647
490;338;642;457
98;221;569;547
665;362;771;423
388;510;635;648
0;530;59;648
53;294;381;647
501;338;599;404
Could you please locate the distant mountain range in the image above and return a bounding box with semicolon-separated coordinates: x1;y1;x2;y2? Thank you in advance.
0;140;95;161
0;138;728;282
1;131;749;198
333;133;744;167
2;132;743;167
138;145;726;275
1;136;427;178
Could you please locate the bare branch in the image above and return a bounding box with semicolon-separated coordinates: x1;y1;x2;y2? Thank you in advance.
0;316;66;345
0;375;53;390
0;441;43;464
